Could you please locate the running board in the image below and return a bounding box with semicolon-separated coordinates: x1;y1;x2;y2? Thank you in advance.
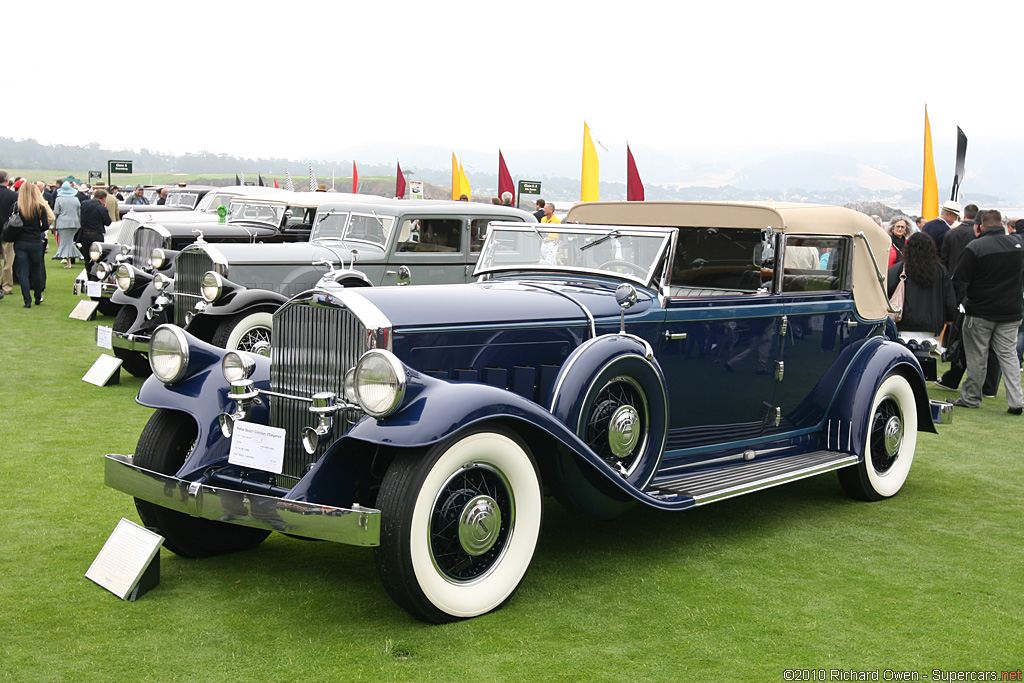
649;451;858;506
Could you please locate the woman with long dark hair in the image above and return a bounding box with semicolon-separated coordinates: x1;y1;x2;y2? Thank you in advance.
12;181;50;307
887;231;956;334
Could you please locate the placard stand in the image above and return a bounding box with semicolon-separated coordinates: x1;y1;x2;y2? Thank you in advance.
86;519;163;600
69;299;99;321
127;549;160;602
83;355;122;386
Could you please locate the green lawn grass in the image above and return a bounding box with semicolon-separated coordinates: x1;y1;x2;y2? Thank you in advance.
1;260;1021;682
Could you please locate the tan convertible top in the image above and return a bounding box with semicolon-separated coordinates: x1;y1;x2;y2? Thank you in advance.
566;201;892;320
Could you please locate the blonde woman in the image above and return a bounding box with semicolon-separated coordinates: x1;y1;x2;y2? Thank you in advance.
13;181;49;307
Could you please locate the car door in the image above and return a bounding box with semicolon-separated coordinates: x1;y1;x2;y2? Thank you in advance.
763;235;878;438
655;226;784;452
386;215;472;286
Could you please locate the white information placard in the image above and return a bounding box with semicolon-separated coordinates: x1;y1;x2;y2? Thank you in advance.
228;421;286;474
69;299;99;321
96;325;113;350
86;518;163;600
86;281;102;298
82;354;122;386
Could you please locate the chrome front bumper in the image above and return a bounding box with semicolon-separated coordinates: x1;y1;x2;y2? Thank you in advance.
73;271;116;298
104;454;381;546
930;399;953;425
110;329;151;352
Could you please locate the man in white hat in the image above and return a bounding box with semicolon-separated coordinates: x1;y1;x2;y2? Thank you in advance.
922;200;962;253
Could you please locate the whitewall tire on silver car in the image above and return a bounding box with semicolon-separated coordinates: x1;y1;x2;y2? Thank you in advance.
213;311;274;353
374;424;543;623
839;373;917;501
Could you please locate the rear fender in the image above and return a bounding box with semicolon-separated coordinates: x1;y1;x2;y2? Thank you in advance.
825;339;934;458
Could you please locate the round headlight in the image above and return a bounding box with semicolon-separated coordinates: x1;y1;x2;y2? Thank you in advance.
201;271;223;302
221;351;255;382
115;264;134;292
353;350;406;418
89;243;102;261
95;262;109;280
149;325;189;383
153;273;170;291
150;248;167;269
344;367;357;404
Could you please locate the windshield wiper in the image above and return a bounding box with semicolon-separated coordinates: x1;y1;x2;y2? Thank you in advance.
580;228;620;251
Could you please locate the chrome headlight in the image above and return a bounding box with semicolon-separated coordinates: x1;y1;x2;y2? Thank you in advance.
150;248;167;269
153;273;171;291
149;325;190;383
201;271;223;302
353;350;406;418
89;243;102;261
115;264;134;291
95;262;110;280
221;351;255;382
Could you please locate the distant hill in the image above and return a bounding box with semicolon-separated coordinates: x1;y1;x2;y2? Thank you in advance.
4;135;1022;206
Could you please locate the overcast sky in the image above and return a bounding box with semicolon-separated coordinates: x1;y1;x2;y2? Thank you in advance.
6;0;1020;165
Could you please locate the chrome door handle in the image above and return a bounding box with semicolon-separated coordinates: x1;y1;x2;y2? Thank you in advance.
663;331;687;341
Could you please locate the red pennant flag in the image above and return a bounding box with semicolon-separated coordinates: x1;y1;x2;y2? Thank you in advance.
273;178;279;189
498;150;514;205
352;161;358;194
626;144;645;201
395;161;406;199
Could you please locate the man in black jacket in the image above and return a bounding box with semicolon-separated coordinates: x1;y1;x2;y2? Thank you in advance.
78;189;112;259
941;203;979;272
0;170;18;299
952;210;1024;413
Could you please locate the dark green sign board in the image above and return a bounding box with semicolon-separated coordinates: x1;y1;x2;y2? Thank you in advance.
88;170;103;180
518;180;541;195
108;160;133;174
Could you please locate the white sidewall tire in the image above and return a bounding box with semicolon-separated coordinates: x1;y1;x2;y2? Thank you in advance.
865;374;917;498
223;311;273;351
408;431;542;619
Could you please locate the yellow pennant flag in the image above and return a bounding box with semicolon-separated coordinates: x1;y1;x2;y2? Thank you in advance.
459;159;471;200
581;122;599;202
921;106;938;220
451;153;461;200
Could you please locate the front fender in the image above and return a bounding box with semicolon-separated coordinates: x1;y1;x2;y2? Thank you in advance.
202;286;288;318
826;338;935;458
135;332;270;477
342;368;659;504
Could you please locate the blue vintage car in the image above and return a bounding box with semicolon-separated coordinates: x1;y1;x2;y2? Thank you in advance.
104;201;951;623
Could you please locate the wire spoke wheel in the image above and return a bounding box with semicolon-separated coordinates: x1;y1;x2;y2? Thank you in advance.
584;376;649;477
430;464;513;582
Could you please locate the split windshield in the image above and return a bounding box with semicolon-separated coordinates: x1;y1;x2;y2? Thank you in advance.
227;201;285;227
475;224;673;285
311;211;395;248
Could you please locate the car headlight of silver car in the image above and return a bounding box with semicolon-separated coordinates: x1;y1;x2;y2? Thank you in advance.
150;248;167;270
352;350;406;418
221;351;256;382
89;243;103;261
201;271;224;302
95;261;110;280
149;325;190;383
115;264;134;292
153;272;171;292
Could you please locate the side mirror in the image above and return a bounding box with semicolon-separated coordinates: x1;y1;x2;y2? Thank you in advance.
615;283;637;334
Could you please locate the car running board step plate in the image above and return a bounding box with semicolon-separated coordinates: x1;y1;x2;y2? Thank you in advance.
650;450;857;506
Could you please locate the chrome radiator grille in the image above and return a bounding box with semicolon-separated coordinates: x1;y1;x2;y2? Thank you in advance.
269;301;367;477
121;215;142;245
173;250;213;326
133;228;168;267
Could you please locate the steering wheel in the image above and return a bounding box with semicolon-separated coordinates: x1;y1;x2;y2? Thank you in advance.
598;260;647;277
